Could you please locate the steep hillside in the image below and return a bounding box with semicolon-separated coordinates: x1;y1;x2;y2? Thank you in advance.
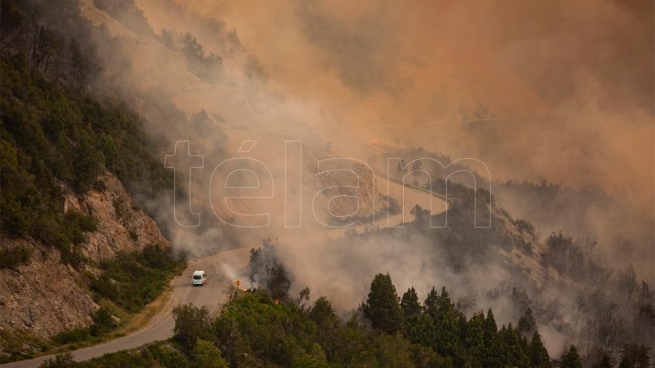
0;40;182;361
0;171;170;350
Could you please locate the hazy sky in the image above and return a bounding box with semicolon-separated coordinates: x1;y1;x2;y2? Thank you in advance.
147;0;654;215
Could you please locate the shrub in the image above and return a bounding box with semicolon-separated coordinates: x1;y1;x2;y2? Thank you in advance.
90;245;184;312
0;245;31;270
52;328;91;345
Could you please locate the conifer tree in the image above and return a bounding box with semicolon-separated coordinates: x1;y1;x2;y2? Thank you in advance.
497;323;529;368
423;287;462;358
362;273;403;334
483;308;502;368
529;332;553;368
518;307;537;340
401;287;422;319
597;354;613;368
465;312;485;366
559;345;583;368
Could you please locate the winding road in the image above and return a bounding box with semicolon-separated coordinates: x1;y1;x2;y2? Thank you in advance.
3;175;447;368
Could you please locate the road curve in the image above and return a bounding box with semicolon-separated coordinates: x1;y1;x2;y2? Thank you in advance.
3;176;446;368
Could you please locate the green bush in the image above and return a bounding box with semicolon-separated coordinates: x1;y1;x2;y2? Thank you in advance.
90;244;184;312
89;307;117;337
52;328;91;345
40;352;74;368
0;245;31;270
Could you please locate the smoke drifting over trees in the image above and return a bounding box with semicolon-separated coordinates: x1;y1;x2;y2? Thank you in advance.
2;0;653;364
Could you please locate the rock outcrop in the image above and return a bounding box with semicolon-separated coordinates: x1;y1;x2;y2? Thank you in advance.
0;171;170;349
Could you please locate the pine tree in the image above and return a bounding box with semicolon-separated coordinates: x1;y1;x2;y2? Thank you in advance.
518;307;537;340
559;345;583;368
401;287;422;319
597;354;613;368
482;308;502;368
465;312;485;367
497;323;529;368
267;262;291;300
528;332;552;368
424;287;462;358
362;273;403;334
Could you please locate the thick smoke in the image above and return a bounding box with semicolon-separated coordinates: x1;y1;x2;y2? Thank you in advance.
66;0;654;357
132;0;654;282
173;0;654;214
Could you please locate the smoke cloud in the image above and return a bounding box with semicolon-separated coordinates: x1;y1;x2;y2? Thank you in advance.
67;0;654;356
164;0;653;213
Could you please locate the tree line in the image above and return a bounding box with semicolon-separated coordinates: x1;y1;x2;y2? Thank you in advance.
42;272;650;368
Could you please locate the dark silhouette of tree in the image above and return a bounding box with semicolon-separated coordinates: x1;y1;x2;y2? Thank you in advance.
30;25;58;71
157;28;175;50
465;311;485;367
410;204;430;225
180;32;222;82
597;353;613;368
529;332;552;368
267;262;291;301
619;355;635;368
296;287;311;308
424;287;461;358
619;344;651;368
483;308;502;368
497;323;529;368
559;345;583;368
518;307;537;340
401;287;422;319
362;273;403;334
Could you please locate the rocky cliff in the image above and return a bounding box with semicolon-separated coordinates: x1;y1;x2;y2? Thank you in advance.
0;171;169;351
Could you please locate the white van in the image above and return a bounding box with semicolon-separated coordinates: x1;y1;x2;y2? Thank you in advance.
192;270;207;286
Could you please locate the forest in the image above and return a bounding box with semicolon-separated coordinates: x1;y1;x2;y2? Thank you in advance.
41;270;650;368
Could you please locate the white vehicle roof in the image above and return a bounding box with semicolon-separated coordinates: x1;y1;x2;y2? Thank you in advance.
192;270;205;275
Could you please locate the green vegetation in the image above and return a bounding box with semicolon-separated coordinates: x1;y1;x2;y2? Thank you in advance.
0;244;31;270
0;245;184;363
39;272;653;367
1;32;184;368
43;343;189;368
1;52;172;265
362;273;403;335
89;244;185;313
